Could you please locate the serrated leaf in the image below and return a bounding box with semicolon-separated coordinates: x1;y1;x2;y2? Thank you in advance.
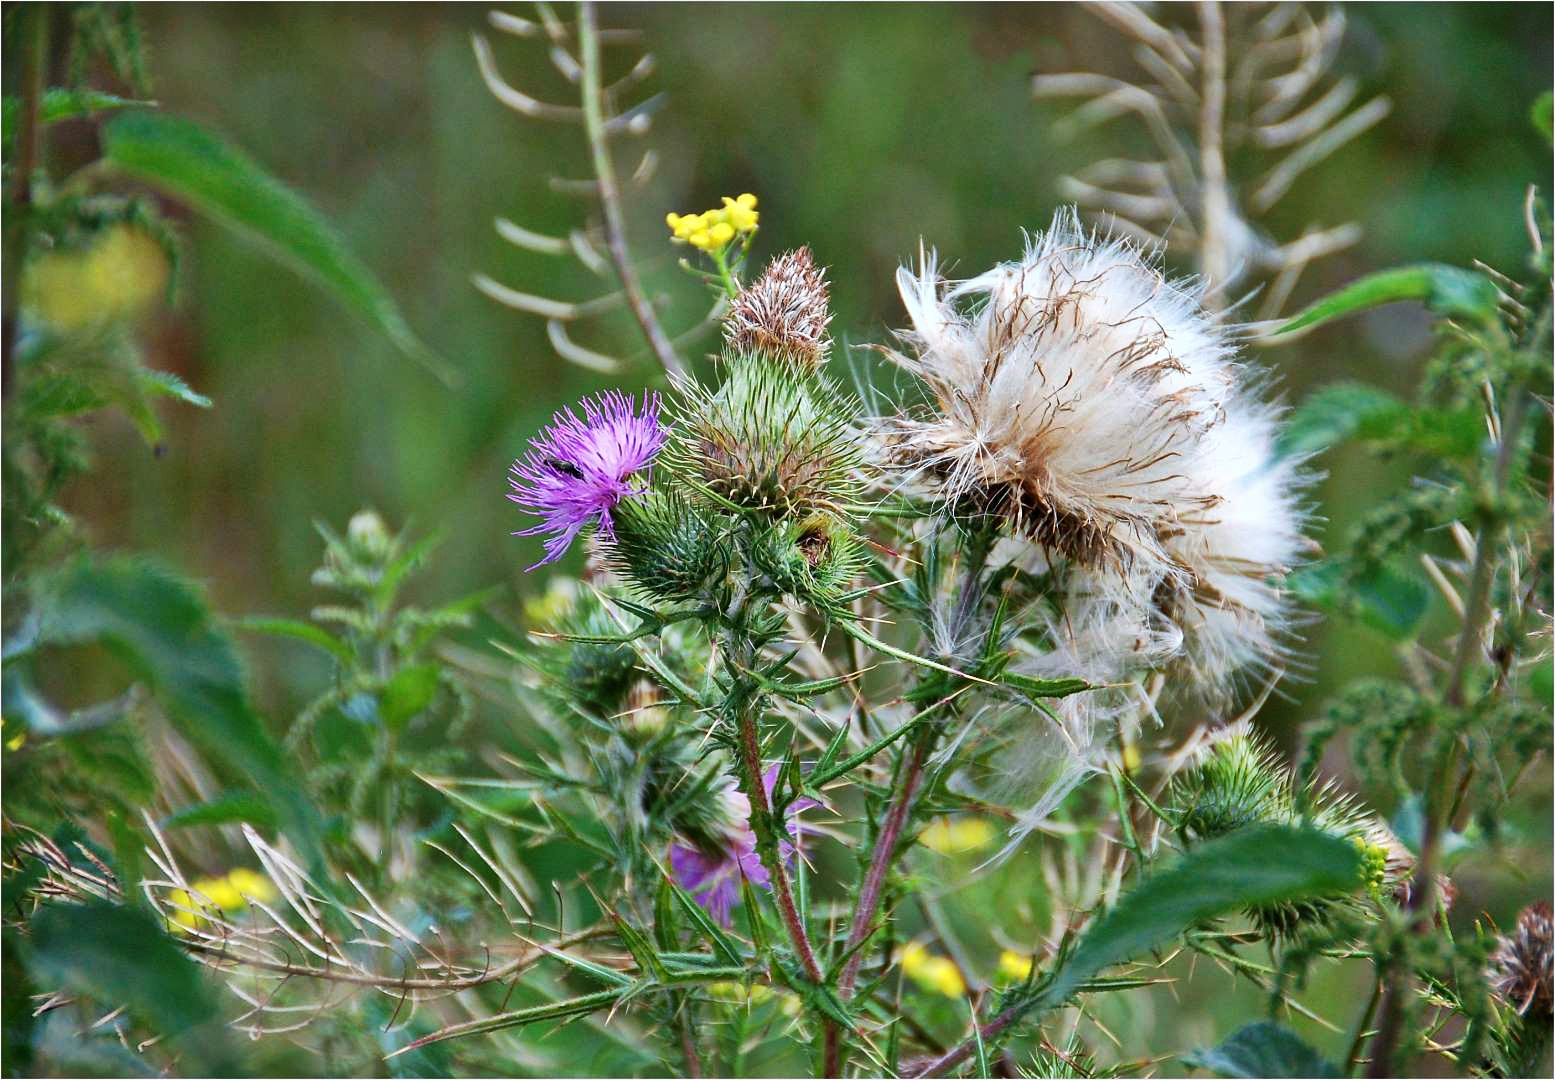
1021;827;1362;1017
1288;558;1429;640
1184;1020;1341;1078
386;987;630;1057
1277;383;1483;461
33;557;326;875
662;869;744;967
28;902;237;1073
233;615;353;665
134;368;212;408
1276;264;1500;335
379;664;441;733
2;88;149;148
161;790;279;831
101;112;455;385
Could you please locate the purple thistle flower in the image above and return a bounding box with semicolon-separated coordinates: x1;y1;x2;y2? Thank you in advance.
670;767;818;928
508;390;667;570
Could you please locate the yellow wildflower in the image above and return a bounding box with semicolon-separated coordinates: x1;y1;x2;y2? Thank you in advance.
707;980;775;1005
165;868;275;934
900;942;967;998
22;223;170;330
997;951;1035;982
666;193;759;254
918;816;996;855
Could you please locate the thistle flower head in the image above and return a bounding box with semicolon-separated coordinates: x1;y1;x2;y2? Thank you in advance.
725;246;833;368
508;390;666;569
1491;902;1554;1017
879;209;1306;698
670;355;861;518
669;766;816;927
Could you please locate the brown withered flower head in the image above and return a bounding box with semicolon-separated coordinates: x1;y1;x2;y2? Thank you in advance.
1490;901;1553;1017
724;246;833;369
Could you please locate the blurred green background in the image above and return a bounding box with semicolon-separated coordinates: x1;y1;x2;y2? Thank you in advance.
39;3;1550;1069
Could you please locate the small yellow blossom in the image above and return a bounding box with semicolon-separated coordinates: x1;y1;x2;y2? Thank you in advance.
22;223;171;331
918;816;996;855
707;980;775;1005
165;868;275;934
665;193;759;255
1354;836;1390;898
997;950;1035;982
900;941;967;998
1121;741;1142;774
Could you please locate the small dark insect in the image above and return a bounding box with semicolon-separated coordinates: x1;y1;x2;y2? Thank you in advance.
546;457;585;480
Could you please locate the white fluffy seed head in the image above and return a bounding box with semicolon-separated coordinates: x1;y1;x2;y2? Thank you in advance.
880;210;1308;840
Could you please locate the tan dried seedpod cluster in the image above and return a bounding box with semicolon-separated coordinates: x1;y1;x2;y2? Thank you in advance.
723;246;834;369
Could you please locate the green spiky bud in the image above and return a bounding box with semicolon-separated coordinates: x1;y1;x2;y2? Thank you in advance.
751;512;866;604
669;354;860;518
1167;732;1288;841
608;489;730;603
1169;730;1392;938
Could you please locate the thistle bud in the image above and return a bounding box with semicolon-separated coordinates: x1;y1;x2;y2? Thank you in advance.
620;678;671;741
347;510;393;560
607;488;729;603
724;247;833;370
751;512;864;604
670;355;860;519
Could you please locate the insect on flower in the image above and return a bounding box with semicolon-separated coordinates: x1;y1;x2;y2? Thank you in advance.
508;390;667;569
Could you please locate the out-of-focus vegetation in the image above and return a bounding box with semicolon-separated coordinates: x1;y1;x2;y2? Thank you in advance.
2;3;1549;1077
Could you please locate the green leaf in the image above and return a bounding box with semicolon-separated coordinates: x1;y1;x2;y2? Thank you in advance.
101;112;456;385
998;673;1090;698
1533;91;1553;145
1275;264;1501;335
162;790;279;831
1288;558;1429;640
1026;827;1362;1016
27;902;238;1073
32;557;327;875
2;88;149;148
385;987;631;1058
1276;383;1483;461
135;368;212;409
1184;1021;1341;1078
378;664;441;732
233;615;352;664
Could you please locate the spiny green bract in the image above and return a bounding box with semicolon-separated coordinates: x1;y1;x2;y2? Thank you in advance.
667;351;861;519
1168;730;1390;937
750;512;866;605
608;488;731;604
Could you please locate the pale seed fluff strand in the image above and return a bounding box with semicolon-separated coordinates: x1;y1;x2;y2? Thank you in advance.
878;208;1308;843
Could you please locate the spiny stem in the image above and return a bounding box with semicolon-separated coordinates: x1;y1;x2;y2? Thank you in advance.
1366;365;1529;1077
732;688;822;985
824;728;933;1075
577;2;685;382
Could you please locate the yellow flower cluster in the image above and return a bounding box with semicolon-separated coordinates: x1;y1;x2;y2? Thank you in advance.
166;867;276;934
706;980;800;1015
918;816;996;855
22;223;170;331
1354;836;1390;898
900;941;967;998
666;193;758;252
997;950;1035;982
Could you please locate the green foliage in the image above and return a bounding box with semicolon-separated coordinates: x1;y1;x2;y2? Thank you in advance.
1184;1021;1340;1078
18;556;327;872
26;901;237;1074
101;111;455;384
1275;264;1502;336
